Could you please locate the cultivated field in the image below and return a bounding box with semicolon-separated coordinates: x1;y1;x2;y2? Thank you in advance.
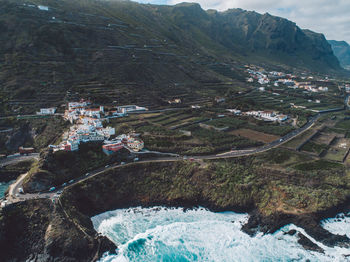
323;138;350;162
230;128;279;143
312;131;337;145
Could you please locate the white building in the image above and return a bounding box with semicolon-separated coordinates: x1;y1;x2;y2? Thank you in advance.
38;5;49;11
67;140;79;151
226;109;241;115
93;119;103;128
37;107;56;115
103;127;115;136
260;111;275;118
318;87;328;92
66;111;79;123
77;124;95;133
97;127;115;138
82;118;103;128
258;78;269;85
68;101;90;110
246;111;260;117
88;132;105;142
117;105;148;114
127;137;144;152
84;109;101;118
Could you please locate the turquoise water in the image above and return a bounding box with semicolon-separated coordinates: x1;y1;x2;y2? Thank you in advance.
92;207;350;262
0;181;13;198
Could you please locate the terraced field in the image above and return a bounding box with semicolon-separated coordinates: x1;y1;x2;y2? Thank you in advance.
239;88;343;112
230;129;279;143
107;109;264;154
323;138;350;162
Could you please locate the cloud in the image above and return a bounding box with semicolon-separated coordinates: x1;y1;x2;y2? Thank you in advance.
138;0;350;43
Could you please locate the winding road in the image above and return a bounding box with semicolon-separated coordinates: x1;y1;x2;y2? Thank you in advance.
2;112;321;205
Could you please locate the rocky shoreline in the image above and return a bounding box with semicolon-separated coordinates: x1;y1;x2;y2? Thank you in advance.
242;208;350;251
0;199;116;262
2;160;350;261
2;198;348;261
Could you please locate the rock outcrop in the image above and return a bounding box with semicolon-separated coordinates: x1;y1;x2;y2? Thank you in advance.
0;199;116;262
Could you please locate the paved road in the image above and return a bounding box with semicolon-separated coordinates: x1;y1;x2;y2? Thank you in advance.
1;94;346;207
3;113;320;205
5;158;182;204
129;107;188;114
8;172;30;201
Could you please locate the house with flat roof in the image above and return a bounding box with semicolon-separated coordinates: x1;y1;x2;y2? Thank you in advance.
117;105;148;114
37;107;56;115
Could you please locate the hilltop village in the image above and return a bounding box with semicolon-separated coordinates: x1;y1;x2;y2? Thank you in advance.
49;100;146;154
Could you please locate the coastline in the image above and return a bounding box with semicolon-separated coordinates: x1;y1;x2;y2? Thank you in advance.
1;158;350;261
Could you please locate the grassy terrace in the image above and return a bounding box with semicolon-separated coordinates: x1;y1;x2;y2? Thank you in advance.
301;141;327;155
335;119;350;130
108;108;299;154
239;88;343;112
282;111;350;163
283;128;315;149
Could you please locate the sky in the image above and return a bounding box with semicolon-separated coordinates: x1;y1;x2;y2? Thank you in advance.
135;0;350;43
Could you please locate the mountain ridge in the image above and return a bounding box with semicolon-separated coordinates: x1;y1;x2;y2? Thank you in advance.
0;0;346;114
328;39;350;70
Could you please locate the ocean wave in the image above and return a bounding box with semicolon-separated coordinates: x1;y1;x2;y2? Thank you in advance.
92;207;350;262
322;212;350;238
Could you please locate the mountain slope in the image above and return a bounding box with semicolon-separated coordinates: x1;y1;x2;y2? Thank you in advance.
151;4;341;71
328;40;350;70
0;0;344;114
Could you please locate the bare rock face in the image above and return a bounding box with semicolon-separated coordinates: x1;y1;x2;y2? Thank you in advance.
242;210;350;249
329;40;350;70
297;233;324;253
0;199;116;262
2;160;350;261
4;124;32;152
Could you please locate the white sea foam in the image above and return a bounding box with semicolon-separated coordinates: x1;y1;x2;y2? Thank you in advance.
91;207;350;262
322;212;350;238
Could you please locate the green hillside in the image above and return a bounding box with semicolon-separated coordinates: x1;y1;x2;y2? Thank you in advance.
0;0;346;115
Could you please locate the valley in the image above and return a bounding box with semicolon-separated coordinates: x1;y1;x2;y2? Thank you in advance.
0;0;350;261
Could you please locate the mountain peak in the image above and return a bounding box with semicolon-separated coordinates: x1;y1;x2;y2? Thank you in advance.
174;2;202;8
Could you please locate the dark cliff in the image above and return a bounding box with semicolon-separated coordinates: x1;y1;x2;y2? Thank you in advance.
0;0;344;113
329;40;350;70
